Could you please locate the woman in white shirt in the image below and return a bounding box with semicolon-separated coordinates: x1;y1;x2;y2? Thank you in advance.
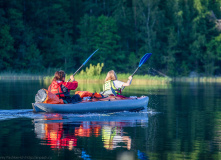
102;70;132;96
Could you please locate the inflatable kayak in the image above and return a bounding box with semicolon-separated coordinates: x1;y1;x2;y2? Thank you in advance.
32;96;149;113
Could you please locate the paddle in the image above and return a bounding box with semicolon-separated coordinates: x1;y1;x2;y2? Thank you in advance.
68;49;99;82
121;53;152;91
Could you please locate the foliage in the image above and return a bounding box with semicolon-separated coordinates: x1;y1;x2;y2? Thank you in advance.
0;25;14;69
0;0;220;76
80;63;104;77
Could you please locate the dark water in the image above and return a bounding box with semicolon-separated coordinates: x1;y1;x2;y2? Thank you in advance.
0;80;221;160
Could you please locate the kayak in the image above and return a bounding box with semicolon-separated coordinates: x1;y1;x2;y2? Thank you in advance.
32;96;149;113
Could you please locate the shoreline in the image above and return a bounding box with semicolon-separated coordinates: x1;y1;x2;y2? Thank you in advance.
1;74;221;83
0;74;170;85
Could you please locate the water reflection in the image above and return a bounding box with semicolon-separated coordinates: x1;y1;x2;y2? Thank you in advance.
34;112;149;154
35;114;77;150
4;80;221;159
102;125;131;150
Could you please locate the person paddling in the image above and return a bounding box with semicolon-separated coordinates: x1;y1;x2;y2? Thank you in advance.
48;70;81;103
102;70;132;97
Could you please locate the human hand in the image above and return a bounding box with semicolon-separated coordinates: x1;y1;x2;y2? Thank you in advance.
128;76;132;80
70;75;75;81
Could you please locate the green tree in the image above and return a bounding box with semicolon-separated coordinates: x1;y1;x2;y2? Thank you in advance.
133;0;162;74
111;0;138;72
164;28;178;76
0;25;14;69
76;15;121;72
7;7;26;70
75;14;97;65
38;0;74;69
56;32;75;71
25;44;43;72
205;34;221;75
128;52;137;71
93;15;121;71
188;0;219;75
135;0;160;53
160;0;183;75
0;0;220;75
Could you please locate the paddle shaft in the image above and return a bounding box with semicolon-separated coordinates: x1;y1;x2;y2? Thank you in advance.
68;64;84;82
68;49;99;82
131;66;140;77
121;67;138;91
152;68;169;77
73;64;84;76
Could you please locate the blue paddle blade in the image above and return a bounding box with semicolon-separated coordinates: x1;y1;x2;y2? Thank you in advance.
83;49;99;65
139;53;152;67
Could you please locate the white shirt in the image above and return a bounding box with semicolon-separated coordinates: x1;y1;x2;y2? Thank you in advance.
113;80;124;89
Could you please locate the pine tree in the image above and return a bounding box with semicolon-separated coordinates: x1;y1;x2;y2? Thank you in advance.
0;25;14;69
92;15;121;71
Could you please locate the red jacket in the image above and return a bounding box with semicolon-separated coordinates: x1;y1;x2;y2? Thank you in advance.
48;81;78;98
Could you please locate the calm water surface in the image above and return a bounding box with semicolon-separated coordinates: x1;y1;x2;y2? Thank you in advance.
0;80;221;160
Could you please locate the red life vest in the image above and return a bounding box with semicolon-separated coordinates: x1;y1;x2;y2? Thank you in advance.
48;81;78;98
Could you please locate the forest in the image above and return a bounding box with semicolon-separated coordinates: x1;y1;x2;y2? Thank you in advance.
0;0;221;77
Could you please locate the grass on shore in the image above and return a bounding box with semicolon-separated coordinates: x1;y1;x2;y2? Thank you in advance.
0;72;171;85
43;73;172;85
173;77;221;83
1;72;221;83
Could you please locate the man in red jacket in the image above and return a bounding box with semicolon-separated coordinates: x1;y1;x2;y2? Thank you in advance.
48;70;81;103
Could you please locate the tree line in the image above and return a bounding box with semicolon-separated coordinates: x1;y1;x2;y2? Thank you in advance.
0;0;220;76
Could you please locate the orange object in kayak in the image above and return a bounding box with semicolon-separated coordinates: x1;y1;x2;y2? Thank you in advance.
75;91;93;98
44;89;64;104
93;92;103;98
75;91;103;99
75;91;103;98
35;89;64;104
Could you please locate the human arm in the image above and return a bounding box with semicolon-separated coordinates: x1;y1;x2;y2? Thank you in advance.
69;75;75;82
63;75;78;90
122;76;132;87
63;81;78;90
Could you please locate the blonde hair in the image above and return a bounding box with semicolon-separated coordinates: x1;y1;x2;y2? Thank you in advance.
105;70;117;81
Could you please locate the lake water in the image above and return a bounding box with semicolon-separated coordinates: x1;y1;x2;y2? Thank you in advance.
0;80;221;160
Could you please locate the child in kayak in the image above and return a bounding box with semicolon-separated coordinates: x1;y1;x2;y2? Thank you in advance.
102;70;133;97
48;70;81;103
